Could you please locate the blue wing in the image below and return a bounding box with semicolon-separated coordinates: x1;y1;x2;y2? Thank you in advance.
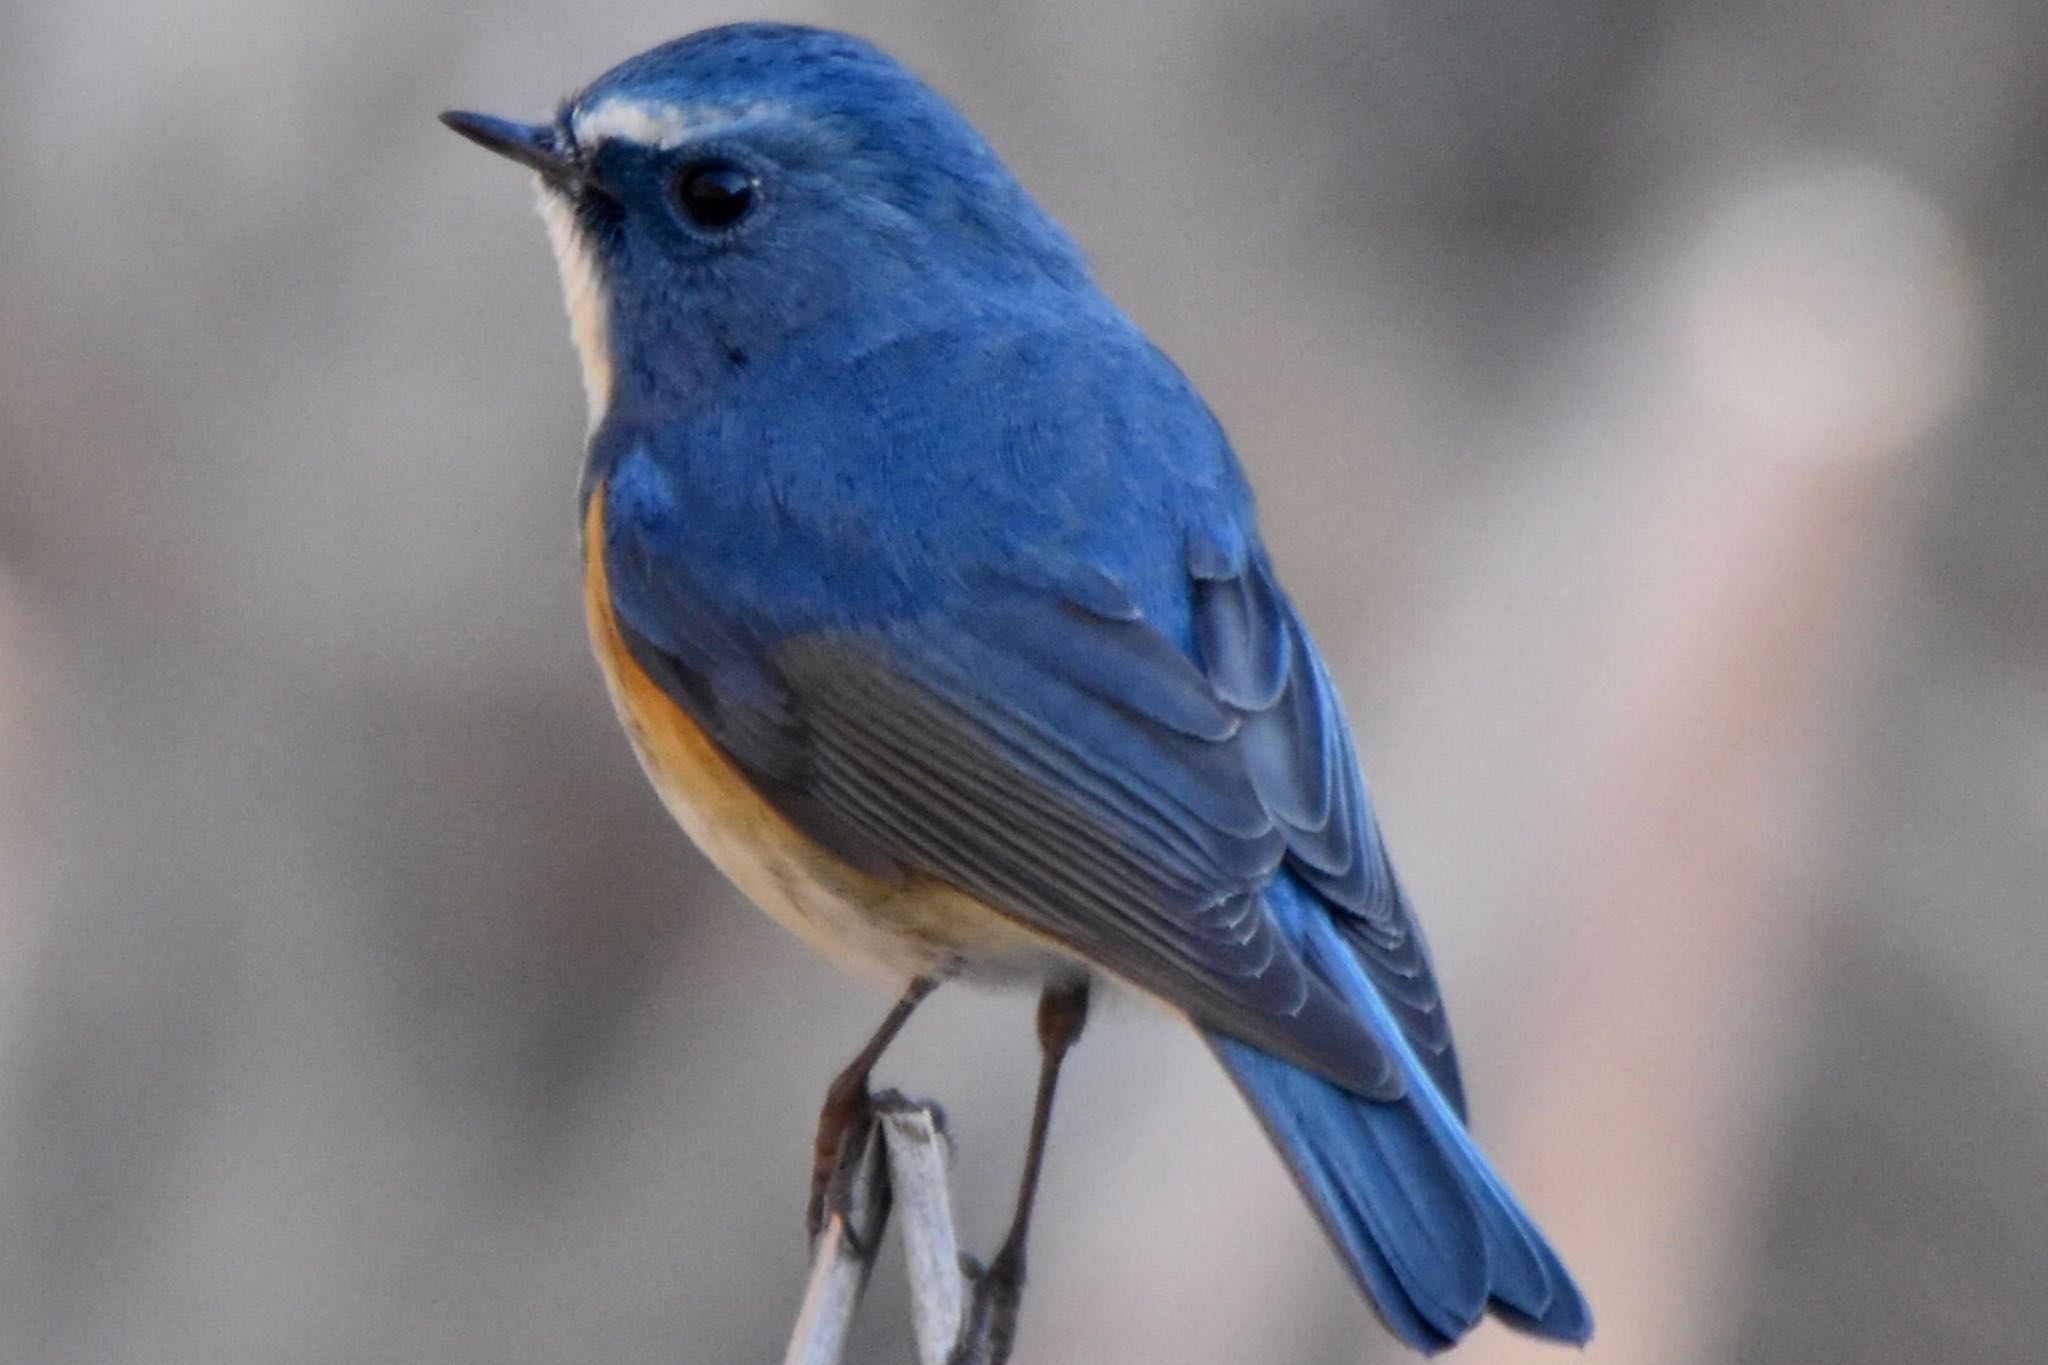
595;315;1588;1347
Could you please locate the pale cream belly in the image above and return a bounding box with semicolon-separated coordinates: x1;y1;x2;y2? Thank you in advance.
581;489;1075;986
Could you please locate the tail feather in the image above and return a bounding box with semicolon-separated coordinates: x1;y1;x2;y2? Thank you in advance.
1208;882;1592;1353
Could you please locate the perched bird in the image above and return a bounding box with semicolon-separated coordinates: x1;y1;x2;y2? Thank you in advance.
443;22;1590;1355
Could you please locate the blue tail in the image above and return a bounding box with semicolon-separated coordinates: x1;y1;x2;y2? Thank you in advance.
1209;882;1592;1353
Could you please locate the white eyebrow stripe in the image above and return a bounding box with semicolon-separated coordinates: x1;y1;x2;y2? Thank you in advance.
571;96;787;150
572;97;703;149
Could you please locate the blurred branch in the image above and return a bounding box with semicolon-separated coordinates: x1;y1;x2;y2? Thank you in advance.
1458;435;1908;1362
782;1093;989;1365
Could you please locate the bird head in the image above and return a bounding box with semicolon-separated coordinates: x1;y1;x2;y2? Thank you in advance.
443;23;1088;426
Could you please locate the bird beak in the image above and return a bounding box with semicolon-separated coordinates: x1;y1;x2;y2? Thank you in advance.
440;110;587;188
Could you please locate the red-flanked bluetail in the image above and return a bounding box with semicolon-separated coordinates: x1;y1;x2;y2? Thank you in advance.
443;23;1591;1354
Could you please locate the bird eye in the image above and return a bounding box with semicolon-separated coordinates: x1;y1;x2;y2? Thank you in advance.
671;161;757;231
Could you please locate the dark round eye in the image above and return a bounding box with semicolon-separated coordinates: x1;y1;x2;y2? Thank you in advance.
672;161;757;230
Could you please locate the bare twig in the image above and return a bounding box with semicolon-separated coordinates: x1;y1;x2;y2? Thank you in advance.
782;1111;890;1365
781;1093;989;1365
878;1099;970;1362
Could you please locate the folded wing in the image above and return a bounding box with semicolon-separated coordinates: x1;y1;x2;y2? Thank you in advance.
607;503;1463;1111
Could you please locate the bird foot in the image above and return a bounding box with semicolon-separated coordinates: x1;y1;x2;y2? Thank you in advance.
947;1245;1024;1365
806;1068;876;1245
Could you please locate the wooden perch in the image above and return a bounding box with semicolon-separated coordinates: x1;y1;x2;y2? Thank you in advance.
784;1092;1003;1365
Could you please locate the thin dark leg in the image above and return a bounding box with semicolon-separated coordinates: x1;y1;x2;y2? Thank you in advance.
993;979;1092;1274
951;977;1091;1365
808;976;937;1238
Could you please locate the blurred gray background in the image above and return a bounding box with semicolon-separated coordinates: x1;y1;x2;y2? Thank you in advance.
1;1;2043;1361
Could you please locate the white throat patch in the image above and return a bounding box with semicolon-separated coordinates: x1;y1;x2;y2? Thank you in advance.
533;182;613;430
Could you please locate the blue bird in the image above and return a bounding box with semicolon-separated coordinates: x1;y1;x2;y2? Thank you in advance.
443;22;1590;1356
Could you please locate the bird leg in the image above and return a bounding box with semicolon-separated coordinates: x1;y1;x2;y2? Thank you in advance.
950;977;1091;1365
808;976;937;1242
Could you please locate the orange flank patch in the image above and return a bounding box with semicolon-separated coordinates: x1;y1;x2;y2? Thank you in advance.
579;484;1071;984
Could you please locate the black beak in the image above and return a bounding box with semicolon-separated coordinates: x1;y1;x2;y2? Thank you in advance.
440;110;586;187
